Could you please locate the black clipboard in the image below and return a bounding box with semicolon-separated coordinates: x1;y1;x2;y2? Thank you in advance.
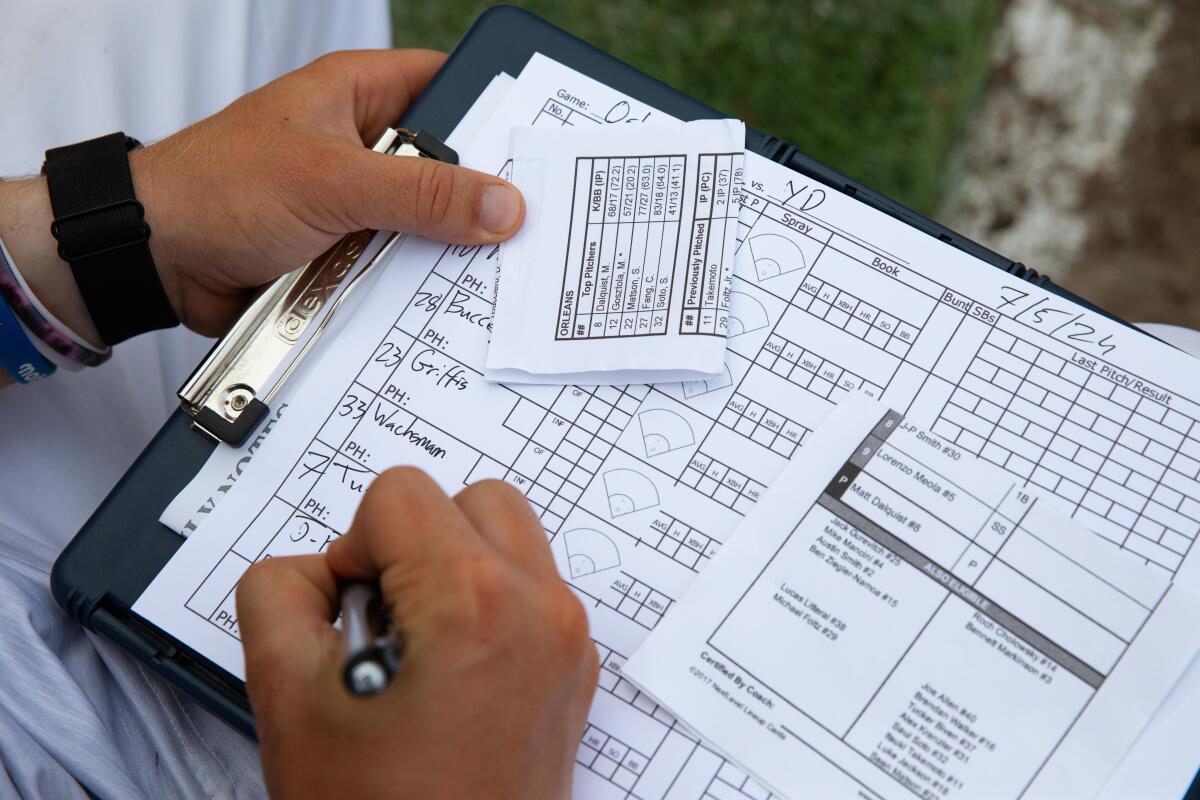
50;6;1200;797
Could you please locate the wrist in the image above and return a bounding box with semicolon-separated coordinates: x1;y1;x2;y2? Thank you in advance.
128;145;186;323
0;176;103;347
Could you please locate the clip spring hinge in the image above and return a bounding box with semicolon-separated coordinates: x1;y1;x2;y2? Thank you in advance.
177;128;458;445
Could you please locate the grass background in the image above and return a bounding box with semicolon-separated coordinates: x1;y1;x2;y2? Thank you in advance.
391;1;1001;214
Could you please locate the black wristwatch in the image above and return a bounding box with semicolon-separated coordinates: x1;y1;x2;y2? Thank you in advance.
42;132;178;345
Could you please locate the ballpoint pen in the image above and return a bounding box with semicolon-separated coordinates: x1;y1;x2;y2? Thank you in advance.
340;581;404;695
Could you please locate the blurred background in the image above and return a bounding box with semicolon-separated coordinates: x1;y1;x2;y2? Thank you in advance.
393;0;1196;328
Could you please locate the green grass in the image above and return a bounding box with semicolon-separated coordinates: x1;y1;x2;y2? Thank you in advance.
391;1;1000;214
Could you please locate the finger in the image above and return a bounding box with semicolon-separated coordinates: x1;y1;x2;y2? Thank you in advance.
324;466;490;585
453;480;558;578
315;49;447;143
339;152;525;244
236;555;341;694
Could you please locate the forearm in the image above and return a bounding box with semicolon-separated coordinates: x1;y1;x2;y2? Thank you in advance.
0;50;522;389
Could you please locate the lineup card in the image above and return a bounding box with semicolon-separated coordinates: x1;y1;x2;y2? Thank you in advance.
144;60;784;800
140;54;1200;800
627;395;1200;800
487;120;744;380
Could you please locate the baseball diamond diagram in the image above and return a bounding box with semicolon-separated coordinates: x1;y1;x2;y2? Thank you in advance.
637;409;695;457
602;468;661;517
726;291;769;337
563;527;622;578
746;232;805;281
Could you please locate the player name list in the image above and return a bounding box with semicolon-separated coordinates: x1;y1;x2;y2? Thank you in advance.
680;153;740;337
556;153;740;341
557;154;686;340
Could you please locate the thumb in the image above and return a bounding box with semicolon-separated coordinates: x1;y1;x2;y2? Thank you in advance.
340;148;525;244
236;555;341;713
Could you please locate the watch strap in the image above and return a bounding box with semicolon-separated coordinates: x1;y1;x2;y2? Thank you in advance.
43;133;178;345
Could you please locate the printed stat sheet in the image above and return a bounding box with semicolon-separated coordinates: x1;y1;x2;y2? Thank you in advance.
140;53;1200;800
487;120;744;380
627;396;1200;800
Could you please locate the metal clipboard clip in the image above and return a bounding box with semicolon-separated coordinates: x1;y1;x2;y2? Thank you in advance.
177;127;458;446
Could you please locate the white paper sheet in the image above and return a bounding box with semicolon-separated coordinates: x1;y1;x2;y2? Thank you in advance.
137;52;1200;799
160;402;290;535
1097;649;1200;799
626;394;1200;800
486;120;744;382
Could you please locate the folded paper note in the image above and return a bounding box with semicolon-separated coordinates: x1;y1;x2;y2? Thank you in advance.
487;119;746;383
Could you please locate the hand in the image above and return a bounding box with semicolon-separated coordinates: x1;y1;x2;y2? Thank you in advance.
237;468;598;800
132;49;525;335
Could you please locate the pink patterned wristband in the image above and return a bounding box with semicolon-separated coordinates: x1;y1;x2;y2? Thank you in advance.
0;234;111;368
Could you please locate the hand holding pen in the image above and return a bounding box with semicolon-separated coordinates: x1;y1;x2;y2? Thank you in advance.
236;467;599;799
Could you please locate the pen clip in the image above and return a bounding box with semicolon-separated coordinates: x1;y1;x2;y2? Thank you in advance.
177;128;458;445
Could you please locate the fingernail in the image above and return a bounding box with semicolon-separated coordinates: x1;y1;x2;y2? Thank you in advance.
481;184;522;233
